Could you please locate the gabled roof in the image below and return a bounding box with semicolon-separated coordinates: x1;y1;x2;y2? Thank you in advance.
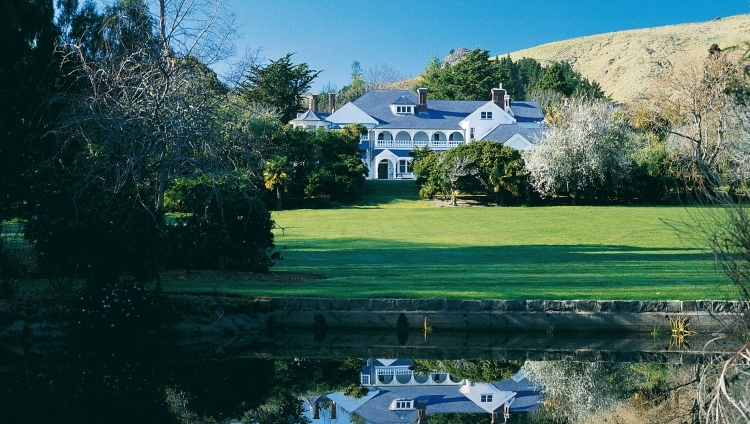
391;96;417;105
347;383;541;424
373;149;413;158
352;90;486;130
373;359;412;367
352;386;486;424
351;90;542;131
510;101;545;122
294;109;329;121
326;102;380;125
482;124;542;143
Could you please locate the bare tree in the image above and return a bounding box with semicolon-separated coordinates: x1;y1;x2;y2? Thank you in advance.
364;62;411;89
681;172;750;424
54;0;254;214
695;338;750;424
26;0;281;289
645;51;745;184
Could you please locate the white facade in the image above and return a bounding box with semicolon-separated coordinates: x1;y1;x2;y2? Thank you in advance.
290;87;545;180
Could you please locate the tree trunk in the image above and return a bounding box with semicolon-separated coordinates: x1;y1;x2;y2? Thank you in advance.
156;171;165;213
159;0;167;46
276;185;283;210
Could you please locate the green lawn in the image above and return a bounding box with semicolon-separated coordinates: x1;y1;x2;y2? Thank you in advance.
168;181;738;301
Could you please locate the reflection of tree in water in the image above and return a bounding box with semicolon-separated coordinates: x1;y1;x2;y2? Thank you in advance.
694;341;750;424
424;413;494;423
523;361;695;423
1;343;364;423
410;359;523;383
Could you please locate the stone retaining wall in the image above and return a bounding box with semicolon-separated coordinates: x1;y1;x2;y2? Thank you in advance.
262;298;749;333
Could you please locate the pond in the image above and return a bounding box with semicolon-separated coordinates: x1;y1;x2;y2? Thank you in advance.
2;321;746;424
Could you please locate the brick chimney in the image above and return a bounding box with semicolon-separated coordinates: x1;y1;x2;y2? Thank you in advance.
310;94;319;112
417;407;428;424
328;93;337;114
417;88;429;113
329;401;337;419
312;402;319;419
492;84;507;110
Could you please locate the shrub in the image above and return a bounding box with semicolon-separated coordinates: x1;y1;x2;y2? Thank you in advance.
164;175;279;272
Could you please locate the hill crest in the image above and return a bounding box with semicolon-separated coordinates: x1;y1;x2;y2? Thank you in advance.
499;14;750;103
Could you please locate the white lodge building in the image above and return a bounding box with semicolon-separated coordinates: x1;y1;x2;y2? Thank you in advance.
290;86;545;180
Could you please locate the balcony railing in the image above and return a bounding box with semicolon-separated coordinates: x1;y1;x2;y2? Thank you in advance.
374;139;464;149
376;367;412;375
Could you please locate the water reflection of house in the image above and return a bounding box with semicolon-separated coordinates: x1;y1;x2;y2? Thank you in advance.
302;359;542;423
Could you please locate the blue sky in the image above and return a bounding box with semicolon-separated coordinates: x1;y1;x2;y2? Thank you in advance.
226;0;749;91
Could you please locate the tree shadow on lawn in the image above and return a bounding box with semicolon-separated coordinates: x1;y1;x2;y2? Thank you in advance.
278;241;726;294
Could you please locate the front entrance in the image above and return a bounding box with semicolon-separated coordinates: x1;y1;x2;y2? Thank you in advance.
377;160;389;179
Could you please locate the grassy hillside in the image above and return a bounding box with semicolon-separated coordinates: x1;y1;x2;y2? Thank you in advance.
167;181;734;300
501;14;750;103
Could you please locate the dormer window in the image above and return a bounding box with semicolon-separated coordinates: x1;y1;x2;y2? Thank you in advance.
390;399;415;410
481;111;493;120
481;394;493;402
391;96;417;115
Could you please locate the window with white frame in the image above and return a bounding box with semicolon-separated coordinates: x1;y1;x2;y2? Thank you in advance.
361;132;369;140
360;375;370;385
398;160;412;174
470;128;475;139
480;394;493;402
390;399;414;410
481;111;493;120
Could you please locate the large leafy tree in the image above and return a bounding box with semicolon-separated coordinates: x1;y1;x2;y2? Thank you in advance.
412;359;523;383
422;48;499;100
300;125;368;201
25;0;278;291
420;50;602;105
410;142;527;205
535;61;604;99
241;53;321;123
0;0;58;222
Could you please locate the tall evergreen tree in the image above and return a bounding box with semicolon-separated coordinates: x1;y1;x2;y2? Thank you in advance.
241;53;321;123
0;0;59;221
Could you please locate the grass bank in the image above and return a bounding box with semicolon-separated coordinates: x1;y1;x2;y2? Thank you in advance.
167;181;735;300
